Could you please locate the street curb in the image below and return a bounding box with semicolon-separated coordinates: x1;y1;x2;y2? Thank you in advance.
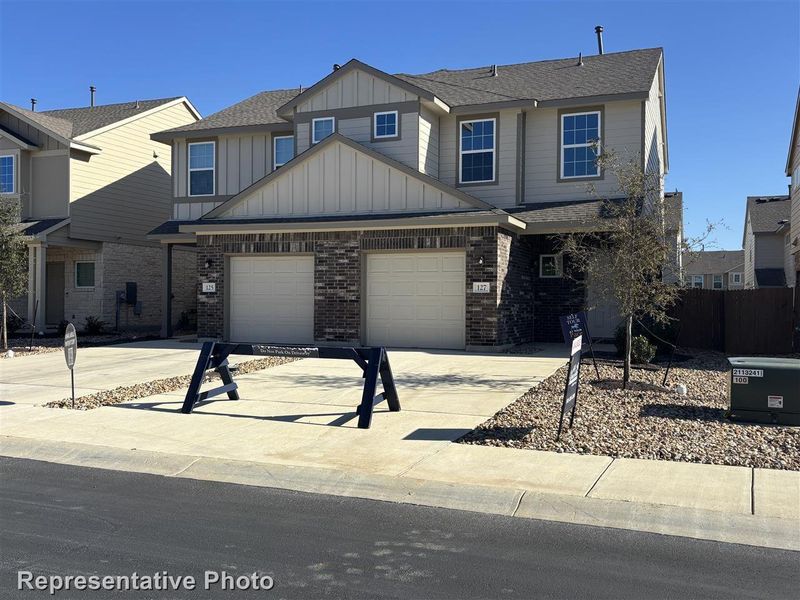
1;435;798;552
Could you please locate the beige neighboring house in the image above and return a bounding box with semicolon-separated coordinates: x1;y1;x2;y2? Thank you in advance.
742;196;791;289
0;96;200;332
786;87;800;287
683;250;744;290
150;45;673;348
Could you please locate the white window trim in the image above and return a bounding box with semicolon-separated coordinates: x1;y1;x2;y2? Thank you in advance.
273;135;294;169
712;274;723;290
187;141;215;197
691;275;704;288
729;272;742;285
74;261;96;289
560;110;602;180
0;154;15;195
373;110;399;139
311;117;335;144
458;117;496;184
539;254;563;278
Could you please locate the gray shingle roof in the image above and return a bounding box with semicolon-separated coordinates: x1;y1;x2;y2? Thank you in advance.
507;198;630;228
395;48;662;107
156;48;662;137
15;218;69;236
154;89;298;137
683;250;744;276
747;196;790;234
3;98;181;140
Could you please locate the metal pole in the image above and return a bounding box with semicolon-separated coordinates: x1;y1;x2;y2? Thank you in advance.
29;300;38;351
71;369;75;409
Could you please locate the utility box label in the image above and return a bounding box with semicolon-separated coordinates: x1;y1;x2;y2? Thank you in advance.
767;396;783;409
472;282;491;294
733;368;763;378
202;282;216;293
732;376;748;384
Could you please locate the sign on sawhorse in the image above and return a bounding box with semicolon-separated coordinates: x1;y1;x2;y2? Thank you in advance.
181;343;400;429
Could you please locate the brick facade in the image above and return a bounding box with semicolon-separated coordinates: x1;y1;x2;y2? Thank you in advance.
497;231;535;345
195;226;521;348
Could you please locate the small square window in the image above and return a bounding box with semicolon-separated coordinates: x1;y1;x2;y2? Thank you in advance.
312;117;335;144
539;254;562;278
373;111;398;138
75;262;95;288
730;272;742;285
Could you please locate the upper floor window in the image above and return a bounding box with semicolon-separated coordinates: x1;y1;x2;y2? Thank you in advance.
561;111;601;179
729;272;742;285
373;111;398;139
712;274;723;290
312;117;335;144
0;155;14;194
273;136;294;169
459;118;495;184
188;141;215;196
690;275;704;288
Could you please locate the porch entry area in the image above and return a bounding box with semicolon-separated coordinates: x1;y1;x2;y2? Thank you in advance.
45;262;65;326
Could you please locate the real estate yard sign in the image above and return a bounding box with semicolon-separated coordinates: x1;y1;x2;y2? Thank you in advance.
557;334;582;440
559;311;600;378
64;323;77;408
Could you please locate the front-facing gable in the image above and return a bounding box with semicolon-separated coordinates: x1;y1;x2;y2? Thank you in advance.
206;133;491;220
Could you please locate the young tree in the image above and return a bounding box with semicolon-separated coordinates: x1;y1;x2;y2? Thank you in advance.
0;198;28;350
559;150;679;387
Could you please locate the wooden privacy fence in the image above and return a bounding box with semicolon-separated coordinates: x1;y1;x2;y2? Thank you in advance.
676;288;794;354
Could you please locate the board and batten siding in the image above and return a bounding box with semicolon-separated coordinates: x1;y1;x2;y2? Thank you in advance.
418;105;439;178
296;69;417;113
439;109;518;208
31;153;70;219
337;112;419;169
69;101;197;245
643;72;665;179
0;111;67;151
219;139;472;218
524;101;642;203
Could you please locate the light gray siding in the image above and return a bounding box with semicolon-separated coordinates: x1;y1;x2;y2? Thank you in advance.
296;122;311;155
219;138;472;218
524;100;642;203
30;153;69;218
0;111;67;151
744;217;755;288
296;69;417;112
439;109;518;208
755;233;786;269
335;112;419;169
419;105;439;178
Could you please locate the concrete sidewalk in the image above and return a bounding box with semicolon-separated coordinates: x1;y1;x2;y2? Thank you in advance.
1;343;798;550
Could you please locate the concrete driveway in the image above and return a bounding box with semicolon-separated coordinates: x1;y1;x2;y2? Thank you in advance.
1;343;567;478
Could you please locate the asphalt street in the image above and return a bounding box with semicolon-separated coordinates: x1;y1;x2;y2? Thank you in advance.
0;457;797;599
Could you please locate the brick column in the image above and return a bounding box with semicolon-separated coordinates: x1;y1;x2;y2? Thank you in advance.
197;236;223;339
465;227;499;348
314;232;360;343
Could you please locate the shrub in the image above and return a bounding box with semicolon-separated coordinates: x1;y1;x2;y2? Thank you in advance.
4;312;24;336
631;335;656;364
56;320;70;336
83;315;108;335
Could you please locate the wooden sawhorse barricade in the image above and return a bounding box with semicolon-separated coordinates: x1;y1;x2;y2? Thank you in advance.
181;342;400;429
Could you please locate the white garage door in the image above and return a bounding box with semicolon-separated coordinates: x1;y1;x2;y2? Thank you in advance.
229;256;314;344
366;252;465;349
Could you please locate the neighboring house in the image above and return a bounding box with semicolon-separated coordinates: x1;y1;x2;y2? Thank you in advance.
683;250;744;290
0;96;200;332
742;196;791;288
150;46;670;349
786;87;800;288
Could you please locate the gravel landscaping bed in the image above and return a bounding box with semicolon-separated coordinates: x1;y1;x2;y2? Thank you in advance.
2;332;160;358
459;351;800;471
45;356;298;410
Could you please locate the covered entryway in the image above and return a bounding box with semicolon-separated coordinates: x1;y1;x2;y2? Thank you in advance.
45;262;65;326
365;251;466;349
228;256;314;344
586;272;621;339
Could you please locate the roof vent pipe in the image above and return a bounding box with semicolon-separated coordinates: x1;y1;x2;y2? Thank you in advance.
578;52;583;66
595;25;604;55
333;63;341;71
30;98;37;111
490;64;498;77
135;100;140;109
90;85;96;107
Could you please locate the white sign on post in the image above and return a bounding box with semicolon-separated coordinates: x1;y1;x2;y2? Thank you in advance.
202;282;216;293
63;323;77;408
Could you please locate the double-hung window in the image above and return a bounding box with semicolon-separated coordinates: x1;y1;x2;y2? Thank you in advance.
459;118;495;184
312;117;335;144
0;155;14;194
273;135;294;169
729;272;742;285
373;111;398;139
561;111;601;178
188;141;215;196
712;274;723;290
690;275;704;288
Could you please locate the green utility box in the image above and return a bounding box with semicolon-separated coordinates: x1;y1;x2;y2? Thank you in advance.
727;357;800;425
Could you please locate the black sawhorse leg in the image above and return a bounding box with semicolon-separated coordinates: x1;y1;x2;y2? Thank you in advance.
355;347;400;429
181;342;240;414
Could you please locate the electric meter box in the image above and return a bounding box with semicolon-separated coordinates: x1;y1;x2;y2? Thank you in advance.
727;357;800;425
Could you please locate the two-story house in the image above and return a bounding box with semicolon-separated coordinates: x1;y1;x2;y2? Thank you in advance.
786;87;800;288
683;250;744;290
0;96;200;332
150;46;669;350
742;196;791;288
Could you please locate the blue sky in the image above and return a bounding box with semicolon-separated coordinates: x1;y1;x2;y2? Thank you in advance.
1;0;798;249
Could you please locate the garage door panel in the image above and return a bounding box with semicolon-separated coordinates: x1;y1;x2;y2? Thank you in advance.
366;252;465;350
229;256;314;344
